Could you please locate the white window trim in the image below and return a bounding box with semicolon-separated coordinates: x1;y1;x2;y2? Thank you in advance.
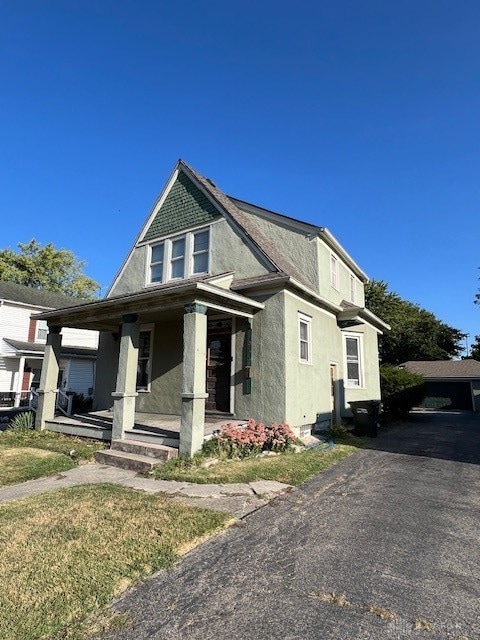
36;319;48;343
343;332;364;388
298;312;312;364
147;226;211;286
349;274;356;304
137;323;154;392
330;253;339;291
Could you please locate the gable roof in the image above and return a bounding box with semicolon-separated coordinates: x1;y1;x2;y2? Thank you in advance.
0;280;91;310
108;159;368;296
402;360;480;379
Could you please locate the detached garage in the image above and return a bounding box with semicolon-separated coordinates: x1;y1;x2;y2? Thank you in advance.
401;360;480;412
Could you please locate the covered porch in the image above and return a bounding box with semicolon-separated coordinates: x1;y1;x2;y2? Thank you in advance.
34;278;263;456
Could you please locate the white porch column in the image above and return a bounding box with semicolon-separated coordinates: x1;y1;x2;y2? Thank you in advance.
35;326;62;430
180;302;208;457
14;356;26;407
111;313;139;440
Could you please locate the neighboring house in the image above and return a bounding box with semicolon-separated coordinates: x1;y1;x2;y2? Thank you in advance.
34;159;389;455
401;360;480;412
0;281;98;408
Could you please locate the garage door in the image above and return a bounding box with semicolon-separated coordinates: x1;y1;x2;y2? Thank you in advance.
421;381;472;410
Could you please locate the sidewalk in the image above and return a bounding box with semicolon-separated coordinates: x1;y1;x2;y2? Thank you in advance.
0;463;293;518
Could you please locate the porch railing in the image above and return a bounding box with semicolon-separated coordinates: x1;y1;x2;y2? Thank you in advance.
0;391;32;408
56;389;74;417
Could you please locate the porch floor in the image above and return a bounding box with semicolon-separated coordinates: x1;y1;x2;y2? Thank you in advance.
47;410;246;442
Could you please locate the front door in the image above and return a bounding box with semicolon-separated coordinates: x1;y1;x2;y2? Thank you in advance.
206;319;232;413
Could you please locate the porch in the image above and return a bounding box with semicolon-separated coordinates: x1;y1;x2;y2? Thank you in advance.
45;410;247;447
34;277;263;457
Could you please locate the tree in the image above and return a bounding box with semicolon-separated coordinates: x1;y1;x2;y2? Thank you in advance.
471;335;480;361
380;365;425;416
365;280;464;364
0;239;100;299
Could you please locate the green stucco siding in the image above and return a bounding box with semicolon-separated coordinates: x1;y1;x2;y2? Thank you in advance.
93;332;120;410
284;292;338;430
242;213;319;291
234;292;286;425
317;239;365;307
143;171;220;242
211;219;271;279
135;315;183;414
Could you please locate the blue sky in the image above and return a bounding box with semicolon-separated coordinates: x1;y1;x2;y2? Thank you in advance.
1;1;479;352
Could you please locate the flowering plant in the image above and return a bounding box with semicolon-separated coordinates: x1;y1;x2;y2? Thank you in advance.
211;418;296;458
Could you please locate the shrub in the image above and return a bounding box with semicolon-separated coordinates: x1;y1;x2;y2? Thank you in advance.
8;410;35;432
206;419;296;459
380;365;425;416
325;423;349;440
71;393;93;414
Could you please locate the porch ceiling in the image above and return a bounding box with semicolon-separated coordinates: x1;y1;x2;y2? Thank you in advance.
33;280;265;331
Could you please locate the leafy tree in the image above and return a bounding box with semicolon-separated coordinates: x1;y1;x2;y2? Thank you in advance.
365;280;464;364
0;239;100;299
470;335;480;361
380;365;425;416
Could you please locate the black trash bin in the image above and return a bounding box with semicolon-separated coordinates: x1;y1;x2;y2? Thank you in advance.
349;400;381;437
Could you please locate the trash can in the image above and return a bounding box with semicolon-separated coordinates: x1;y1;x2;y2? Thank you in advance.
348;400;381;437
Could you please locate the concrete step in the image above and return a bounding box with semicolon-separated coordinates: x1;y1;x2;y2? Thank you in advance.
124;429;179;448
94;449;171;473
111;438;178;460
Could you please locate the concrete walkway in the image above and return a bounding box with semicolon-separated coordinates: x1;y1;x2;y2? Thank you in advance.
0;463;293;518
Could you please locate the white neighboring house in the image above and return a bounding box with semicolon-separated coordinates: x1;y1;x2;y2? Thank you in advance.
0;281;98;409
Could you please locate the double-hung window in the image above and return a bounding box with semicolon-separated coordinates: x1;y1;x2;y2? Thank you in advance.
36;320;48;341
344;334;363;387
149;227;210;284
330;254;339;290
170;237;186;279
350;274;356;304
298;313;312;364
150;244;164;283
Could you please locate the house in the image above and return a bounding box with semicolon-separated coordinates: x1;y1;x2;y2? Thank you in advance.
401;360;480;411
0;281;98;410
34;159;389;456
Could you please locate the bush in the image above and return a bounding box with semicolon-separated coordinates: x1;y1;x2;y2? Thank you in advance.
206;419;296;459
71;393;93;414
325;424;349;440
380;365;425;416
8;410;35;432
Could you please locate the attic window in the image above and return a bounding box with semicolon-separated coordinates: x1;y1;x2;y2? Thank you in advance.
350;274;356;303
330;254;339;290
149;226;210;285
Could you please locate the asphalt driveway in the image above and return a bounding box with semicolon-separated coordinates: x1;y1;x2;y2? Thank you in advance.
104;411;480;639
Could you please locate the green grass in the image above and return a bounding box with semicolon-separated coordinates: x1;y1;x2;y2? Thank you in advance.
153;436;363;486
0;483;231;640
0;430;106;486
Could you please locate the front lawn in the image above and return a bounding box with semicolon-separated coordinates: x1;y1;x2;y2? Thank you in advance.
0;483;231;640
152;437;362;486
0;430;106;486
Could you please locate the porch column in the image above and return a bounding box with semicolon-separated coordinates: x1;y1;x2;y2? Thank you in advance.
35;326;62;430
180;303;208;457
111;313;139;440
14;356;26;407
